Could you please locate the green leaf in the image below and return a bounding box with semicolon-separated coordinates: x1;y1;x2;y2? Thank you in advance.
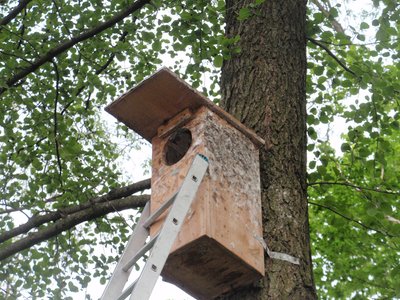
358;147;370;157
213;55;223;68
340;143;351;152
308;127;317;140
238;7;251;21
360;22;369;30
314;66;324;75
68;282;79;293
180;11;192;21
152;40;162;51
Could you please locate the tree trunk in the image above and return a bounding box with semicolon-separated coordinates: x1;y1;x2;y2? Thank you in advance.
220;0;317;299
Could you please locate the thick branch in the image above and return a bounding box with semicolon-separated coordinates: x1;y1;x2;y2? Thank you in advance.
0;194;149;261
308;181;400;195
0;0;150;96
0;178;150;244
307;36;358;77
0;0;33;27
309;201;396;237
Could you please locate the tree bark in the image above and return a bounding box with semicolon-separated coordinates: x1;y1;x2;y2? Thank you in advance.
220;0;317;299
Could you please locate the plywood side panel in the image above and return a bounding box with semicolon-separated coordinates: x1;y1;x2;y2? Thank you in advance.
150;108;210;253
203;110;264;275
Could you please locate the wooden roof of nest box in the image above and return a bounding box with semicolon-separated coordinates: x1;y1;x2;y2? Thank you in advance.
105;67;264;147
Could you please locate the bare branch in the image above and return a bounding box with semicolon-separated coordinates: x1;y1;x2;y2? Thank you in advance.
309;201;396;237
308;181;400;195
17;8;27;50
1;26;40;56
16;137;46;154
0;206;26;214
0;0;33;27
307;36;358;77
51;0;72;37
0;194;149;261
0;0;150;96
0;49;33;65
386;215;400;224
0;178;150;243
95;31;129;75
310;38;400;47
310;0;345;34
51;61;63;180
60;29;130;114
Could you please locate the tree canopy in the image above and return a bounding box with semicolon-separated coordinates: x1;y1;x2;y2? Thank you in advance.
0;0;399;299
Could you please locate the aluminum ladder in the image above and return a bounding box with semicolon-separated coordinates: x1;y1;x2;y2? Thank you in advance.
101;154;209;300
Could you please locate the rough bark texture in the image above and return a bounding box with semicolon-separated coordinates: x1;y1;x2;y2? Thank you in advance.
220;0;317;299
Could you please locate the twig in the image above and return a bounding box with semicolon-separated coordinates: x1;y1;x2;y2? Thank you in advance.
0;50;32;65
51;61;63;181
307;36;358;77
94;29;128;74
51;0;72;37
308;181;400;195
61;30;129;115
311;38;400;47
1;26;40;58
17;9;27;49
310;0;345;34
309;201;395;237
0;206;26;214
0;0;150;96
16;136;46;154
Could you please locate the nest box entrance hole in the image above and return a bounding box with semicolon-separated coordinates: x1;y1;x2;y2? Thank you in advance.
163;128;192;165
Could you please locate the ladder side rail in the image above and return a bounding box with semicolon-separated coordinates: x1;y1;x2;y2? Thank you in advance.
100;202;151;300
129;155;209;300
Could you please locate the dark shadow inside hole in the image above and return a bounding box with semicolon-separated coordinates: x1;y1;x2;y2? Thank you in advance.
164;128;192;165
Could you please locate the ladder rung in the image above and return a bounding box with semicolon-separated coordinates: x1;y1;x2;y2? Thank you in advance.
117;278;138;300
142;192;177;229
122;232;160;272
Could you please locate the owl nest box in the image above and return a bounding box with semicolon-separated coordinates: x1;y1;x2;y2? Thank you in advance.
106;68;265;299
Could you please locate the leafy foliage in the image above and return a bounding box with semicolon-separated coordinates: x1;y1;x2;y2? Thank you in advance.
306;0;400;298
0;0;399;299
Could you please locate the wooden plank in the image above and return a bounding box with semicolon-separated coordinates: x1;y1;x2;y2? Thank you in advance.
157;108;194;138
105;68;265;147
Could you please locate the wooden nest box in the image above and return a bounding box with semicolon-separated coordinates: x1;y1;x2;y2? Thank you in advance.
106;68;265;299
